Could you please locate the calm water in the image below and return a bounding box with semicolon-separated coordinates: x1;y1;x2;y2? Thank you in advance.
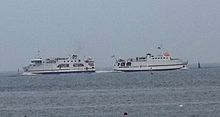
0;65;220;117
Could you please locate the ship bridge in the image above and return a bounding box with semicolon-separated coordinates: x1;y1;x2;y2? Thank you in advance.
31;58;43;64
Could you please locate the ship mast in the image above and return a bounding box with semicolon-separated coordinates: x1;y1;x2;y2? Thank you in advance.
36;50;41;59
198;61;201;68
111;55;117;62
157;45;165;55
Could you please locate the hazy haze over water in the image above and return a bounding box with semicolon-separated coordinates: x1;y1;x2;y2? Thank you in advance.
0;0;220;71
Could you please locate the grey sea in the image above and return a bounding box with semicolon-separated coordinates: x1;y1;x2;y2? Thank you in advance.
0;65;220;117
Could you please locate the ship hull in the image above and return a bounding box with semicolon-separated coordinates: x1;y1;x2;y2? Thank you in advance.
114;64;186;72
23;69;95;75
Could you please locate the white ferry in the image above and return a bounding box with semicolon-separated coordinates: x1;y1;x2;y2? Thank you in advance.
23;54;95;75
113;52;188;72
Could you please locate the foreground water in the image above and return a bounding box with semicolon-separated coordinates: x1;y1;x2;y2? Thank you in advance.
0;65;220;117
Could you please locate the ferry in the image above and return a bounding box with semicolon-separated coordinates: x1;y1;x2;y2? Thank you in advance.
113;52;188;72
23;54;95;75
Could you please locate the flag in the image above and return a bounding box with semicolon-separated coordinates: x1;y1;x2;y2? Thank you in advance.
163;52;171;56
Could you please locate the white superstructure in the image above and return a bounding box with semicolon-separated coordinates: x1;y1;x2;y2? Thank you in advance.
23;54;95;75
113;52;188;72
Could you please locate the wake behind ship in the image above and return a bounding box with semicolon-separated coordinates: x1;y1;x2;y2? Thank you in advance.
23;54;95;75
113;52;188;72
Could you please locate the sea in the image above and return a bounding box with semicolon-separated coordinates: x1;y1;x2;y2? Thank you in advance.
0;64;220;117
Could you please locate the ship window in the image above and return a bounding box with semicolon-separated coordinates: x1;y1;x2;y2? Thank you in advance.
78;59;81;62
64;61;66;62
166;57;168;59
118;63;120;66
31;60;42;64
88;62;94;66
57;64;69;68
121;63;125;66
46;60;56;64
67;61;69;62
73;63;84;67
71;61;73;62
126;62;131;66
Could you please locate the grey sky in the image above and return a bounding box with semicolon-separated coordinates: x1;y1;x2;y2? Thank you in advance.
0;0;220;71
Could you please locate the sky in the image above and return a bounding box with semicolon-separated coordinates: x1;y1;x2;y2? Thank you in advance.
0;0;220;71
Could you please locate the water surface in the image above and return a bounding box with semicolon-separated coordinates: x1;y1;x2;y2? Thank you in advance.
0;65;220;117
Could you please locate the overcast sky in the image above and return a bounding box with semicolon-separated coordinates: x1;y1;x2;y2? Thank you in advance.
0;0;220;71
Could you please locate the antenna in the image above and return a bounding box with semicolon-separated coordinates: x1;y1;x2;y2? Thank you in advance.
35;50;41;59
111;55;117;61
111;55;115;59
37;50;40;57
38;50;40;58
75;39;82;55
17;68;20;75
157;44;165;55
198;61;201;68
